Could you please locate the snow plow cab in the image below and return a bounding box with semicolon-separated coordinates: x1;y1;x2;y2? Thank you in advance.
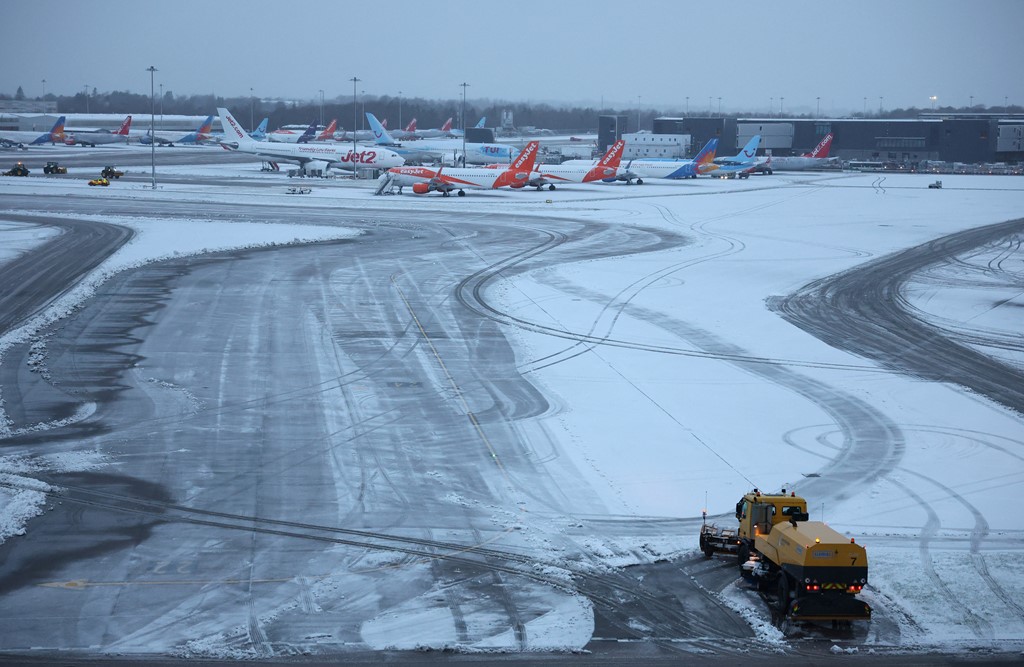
703;489;870;624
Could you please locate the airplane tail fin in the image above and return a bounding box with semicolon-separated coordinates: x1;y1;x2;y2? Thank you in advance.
366;112;397;145
598;139;626;168
116;115;132;136
296;122;317;143
440;117;452;133
475;116;486;129
509;140;540;173
694;138;719;173
251;118;269;140
46;116;66;143
737;134;761;159
405;118;417;133
381;118;388;128
317;119;337;141
217;108;256;147
196;115;215;136
808;133;833;158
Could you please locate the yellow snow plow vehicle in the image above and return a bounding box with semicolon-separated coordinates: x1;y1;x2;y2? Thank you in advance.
700;489;870;624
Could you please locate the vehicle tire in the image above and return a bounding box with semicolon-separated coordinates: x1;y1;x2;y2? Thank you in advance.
548;184;555;191
737;543;750;569
636;178;644;185
778;574;791;614
457;190;465;197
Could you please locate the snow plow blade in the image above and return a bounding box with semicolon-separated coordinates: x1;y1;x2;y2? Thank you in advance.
789;594;871;622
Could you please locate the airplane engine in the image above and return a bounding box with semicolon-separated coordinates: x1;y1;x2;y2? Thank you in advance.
412;182;432;195
300;160;331;177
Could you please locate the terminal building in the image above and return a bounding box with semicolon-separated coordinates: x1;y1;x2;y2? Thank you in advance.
648;114;1024;165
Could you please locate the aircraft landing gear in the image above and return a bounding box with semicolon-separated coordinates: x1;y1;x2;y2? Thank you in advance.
457;190;466;197
548;184;556;191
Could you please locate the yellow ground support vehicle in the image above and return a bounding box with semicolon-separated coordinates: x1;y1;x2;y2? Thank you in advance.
700;489;870;624
88;177;110;186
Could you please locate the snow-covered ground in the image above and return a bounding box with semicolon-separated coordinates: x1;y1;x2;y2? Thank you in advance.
1;169;1023;654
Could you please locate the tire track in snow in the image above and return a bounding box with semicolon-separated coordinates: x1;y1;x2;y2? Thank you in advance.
902;469;1024;625
887;477;992;640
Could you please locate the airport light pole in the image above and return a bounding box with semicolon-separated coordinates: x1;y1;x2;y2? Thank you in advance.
41;79;46;97
361;90;366;131
159;83;164;127
930;95;938;110
350;76;361;178
685;96;689;116
84;84;89;113
398;90;402;129
780;96;785;116
770;97;773;118
969;95;973;109
718;97;722;116
249;88;254;133
318;89;324;130
816;96;820;117
637;95;641;132
879;96;883;116
863;97;867;116
460;82;469;166
147;66;157;190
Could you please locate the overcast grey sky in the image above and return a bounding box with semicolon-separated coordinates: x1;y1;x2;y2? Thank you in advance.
3;0;1022;115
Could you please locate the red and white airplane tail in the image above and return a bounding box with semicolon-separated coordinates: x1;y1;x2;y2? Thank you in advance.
805;133;834;158
494;141;540;188
317;119;337;141
115;115;132;136
582;139;626;182
405;118;417;133
597;139;625;168
440;117;452;133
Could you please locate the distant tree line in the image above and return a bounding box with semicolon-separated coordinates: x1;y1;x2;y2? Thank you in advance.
0;88;1020;131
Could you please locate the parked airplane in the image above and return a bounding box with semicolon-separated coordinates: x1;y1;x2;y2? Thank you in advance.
268;122;318;143
64;115;132;147
767;133;836;171
217;107;404;173
140;115;216;146
365;112;518;165
365;112;449;163
712;135;769;178
383;140;539;196
250;118;270;141
600;138;720;184
0;116;66;147
412;118;452;139
485;139;627;190
378;118;417;141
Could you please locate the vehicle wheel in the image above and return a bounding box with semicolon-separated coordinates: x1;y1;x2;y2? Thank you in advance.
442;191;450;197
636;178;644;185
702;540;714;560
778;574;791;614
457;190;466;197
737;543;750;569
548;184;555;191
